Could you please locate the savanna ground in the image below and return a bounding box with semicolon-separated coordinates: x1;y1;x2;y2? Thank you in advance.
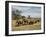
12;19;41;31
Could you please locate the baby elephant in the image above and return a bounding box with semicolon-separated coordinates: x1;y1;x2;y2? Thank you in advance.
16;21;23;26
29;21;34;25
16;21;20;26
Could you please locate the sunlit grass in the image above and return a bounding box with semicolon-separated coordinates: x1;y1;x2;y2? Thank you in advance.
12;20;41;31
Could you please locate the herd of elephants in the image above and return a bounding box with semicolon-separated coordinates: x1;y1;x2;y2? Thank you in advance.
15;19;40;26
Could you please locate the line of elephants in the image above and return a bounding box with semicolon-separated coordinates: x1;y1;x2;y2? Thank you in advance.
15;19;40;26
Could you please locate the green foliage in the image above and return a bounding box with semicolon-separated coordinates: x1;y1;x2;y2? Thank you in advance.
15;9;22;16
12;9;22;20
12;15;20;20
22;16;25;18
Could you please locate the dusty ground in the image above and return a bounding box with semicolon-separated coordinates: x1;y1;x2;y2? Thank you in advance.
12;20;41;31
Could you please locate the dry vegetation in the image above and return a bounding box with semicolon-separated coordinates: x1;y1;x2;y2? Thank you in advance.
12;18;41;31
12;7;41;31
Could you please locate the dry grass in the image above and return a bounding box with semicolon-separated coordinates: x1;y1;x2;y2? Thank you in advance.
12;20;41;31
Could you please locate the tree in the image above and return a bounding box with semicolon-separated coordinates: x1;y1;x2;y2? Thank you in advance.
22;16;25;19
12;9;22;20
28;15;31;19
15;9;22;16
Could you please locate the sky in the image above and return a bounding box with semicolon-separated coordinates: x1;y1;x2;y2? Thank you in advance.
12;5;41;18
